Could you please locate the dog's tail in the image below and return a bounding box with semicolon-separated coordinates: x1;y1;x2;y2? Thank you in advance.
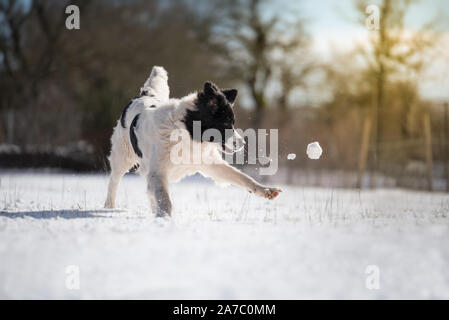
140;66;169;102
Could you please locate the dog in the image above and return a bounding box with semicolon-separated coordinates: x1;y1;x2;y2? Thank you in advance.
104;66;281;217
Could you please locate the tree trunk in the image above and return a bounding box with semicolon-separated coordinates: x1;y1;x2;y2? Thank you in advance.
423;112;433;191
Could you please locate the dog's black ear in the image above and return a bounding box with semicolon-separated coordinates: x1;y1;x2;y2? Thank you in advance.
204;82;218;97
201;82;221;114
222;89;238;104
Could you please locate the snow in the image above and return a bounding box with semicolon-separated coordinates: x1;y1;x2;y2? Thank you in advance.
287;153;296;160
1;171;449;299
307;141;323;159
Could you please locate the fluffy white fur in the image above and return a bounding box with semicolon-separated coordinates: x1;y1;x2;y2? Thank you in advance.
105;66;281;217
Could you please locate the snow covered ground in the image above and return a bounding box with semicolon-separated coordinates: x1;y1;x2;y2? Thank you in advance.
1;171;449;299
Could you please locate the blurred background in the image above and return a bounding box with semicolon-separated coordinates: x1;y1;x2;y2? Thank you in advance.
1;0;448;191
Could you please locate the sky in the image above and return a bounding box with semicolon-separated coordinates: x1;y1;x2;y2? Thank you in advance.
273;0;449;101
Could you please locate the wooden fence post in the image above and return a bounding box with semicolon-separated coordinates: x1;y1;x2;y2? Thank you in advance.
444;102;449;192
357;116;372;189
423;112;433;191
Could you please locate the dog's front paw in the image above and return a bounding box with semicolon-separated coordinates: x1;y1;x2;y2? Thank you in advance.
104;200;115;209
255;186;282;200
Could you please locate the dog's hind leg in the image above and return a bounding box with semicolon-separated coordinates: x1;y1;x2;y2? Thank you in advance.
105;168;128;209
146;171;172;217
105;130;135;209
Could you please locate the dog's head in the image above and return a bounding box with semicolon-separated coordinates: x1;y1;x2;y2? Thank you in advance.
184;82;244;153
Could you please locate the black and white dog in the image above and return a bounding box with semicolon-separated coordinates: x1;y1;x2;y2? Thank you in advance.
105;66;281;217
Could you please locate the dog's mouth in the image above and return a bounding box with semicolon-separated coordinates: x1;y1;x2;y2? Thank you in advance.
221;144;235;155
220;135;245;155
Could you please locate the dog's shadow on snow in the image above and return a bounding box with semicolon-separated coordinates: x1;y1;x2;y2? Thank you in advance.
0;209;125;219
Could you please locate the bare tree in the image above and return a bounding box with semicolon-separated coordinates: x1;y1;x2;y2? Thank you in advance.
0;0;220;152
355;0;439;169
0;0;91;144
211;0;311;128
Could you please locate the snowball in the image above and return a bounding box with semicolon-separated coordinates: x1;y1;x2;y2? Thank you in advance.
287;153;296;160
306;141;323;160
